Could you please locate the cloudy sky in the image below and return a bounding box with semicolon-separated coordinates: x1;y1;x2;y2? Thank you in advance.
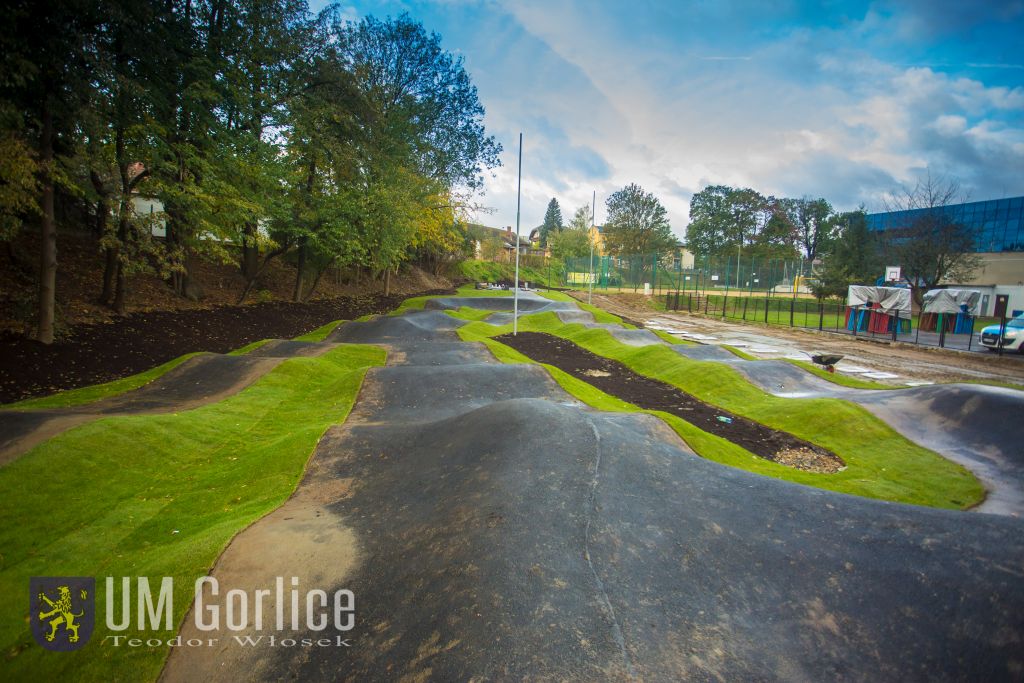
311;0;1024;240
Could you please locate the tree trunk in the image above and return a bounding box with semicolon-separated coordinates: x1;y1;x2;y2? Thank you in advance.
384;267;392;296
91;183;117;305
237;243;290;305
241;223;259;280
113;260;127;314
36;100;57;344
100;245;118;304
112;210;130;314
292;238;306;302
166;209;195;299
302;257;335;302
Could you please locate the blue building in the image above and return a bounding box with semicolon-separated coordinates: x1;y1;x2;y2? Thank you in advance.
866;196;1024;253
866;196;1024;316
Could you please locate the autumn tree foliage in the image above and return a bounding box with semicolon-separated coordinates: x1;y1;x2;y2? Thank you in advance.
0;1;500;341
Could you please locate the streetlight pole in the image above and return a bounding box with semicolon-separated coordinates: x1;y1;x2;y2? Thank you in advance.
513;132;523;335
588;190;596;305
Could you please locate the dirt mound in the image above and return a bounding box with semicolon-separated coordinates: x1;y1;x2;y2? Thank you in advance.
496;331;844;473
0;289;452;404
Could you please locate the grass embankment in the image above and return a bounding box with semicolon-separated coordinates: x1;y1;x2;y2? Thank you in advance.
2;324;347;412
227;339;272;355
445;308;498;322
0;343;385;682
455;259;562;288
292;319;345;342
458;312;984;510
649;329;693;345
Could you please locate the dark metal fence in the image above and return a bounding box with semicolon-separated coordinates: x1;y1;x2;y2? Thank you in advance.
559;251;1014;355
662;291;1012;354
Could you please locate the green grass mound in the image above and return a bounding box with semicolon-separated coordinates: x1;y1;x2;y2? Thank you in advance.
3;326;348;412
455;259;561;288
0;343;385;682
458;312;984;511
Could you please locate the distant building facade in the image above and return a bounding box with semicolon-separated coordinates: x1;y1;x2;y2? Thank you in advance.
866;196;1024;316
866;196;1024;253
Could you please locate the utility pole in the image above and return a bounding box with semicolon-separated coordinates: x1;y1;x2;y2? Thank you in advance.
588;190;596;305
513;133;523;335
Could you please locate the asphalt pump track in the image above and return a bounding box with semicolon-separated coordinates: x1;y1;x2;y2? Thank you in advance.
666;344;1024;516
157;301;1024;682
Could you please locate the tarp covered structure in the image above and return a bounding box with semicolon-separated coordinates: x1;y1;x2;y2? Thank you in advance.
847;285;912;315
922;289;981;315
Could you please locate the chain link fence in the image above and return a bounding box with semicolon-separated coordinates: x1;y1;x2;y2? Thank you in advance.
562;253;814;296
561;252;1003;354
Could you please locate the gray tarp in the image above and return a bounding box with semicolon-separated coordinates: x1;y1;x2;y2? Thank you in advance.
922;288;981;315
847;285;912;314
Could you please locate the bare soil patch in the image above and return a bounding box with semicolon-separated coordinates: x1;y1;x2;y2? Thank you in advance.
0;289;452;404
495;331;844;473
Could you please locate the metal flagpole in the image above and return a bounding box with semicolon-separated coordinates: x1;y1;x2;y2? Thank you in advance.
513;133;523;335
588;190;595;305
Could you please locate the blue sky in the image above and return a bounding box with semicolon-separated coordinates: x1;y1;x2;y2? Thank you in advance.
310;0;1024;239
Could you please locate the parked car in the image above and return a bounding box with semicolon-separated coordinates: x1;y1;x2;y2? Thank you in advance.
979;314;1024;352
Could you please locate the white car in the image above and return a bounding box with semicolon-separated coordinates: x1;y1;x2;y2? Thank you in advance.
979;314;1024;352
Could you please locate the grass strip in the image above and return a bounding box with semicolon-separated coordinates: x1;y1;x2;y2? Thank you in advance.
2;321;356;411
227;339;272;355
721;345;756;360
649;329;695;345
784;359;897;390
0;343;385;682
458;313;983;510
445;308;498;322
292;320;344;342
2;353;206;411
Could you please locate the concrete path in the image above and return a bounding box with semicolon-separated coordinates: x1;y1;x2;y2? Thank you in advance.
162;303;1024;682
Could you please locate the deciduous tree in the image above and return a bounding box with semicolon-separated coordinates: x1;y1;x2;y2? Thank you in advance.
603;183;675;255
0;0;101;341
880;172;981;305
776;197;834;262
810;209;882;300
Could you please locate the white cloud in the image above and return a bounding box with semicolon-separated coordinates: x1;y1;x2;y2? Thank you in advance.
933;115;967;136
444;0;1024;232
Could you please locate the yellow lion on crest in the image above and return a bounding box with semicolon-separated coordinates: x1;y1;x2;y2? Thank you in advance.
38;585;86;643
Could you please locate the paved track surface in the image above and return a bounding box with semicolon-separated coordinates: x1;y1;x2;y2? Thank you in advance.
161;300;1024;682
668;346;1024;516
